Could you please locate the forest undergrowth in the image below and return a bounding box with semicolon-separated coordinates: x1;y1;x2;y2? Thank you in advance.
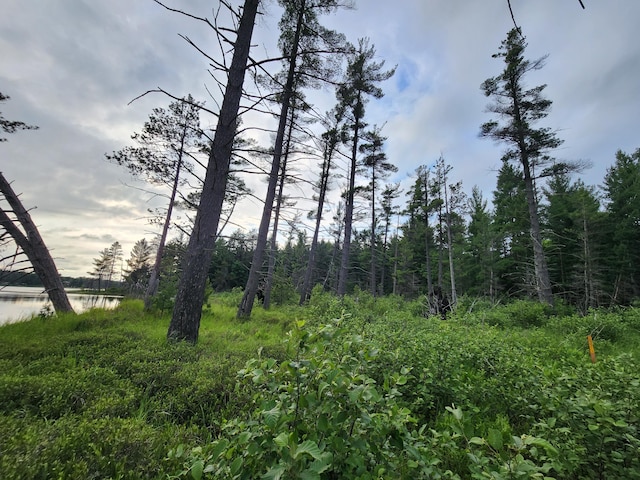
1;289;638;479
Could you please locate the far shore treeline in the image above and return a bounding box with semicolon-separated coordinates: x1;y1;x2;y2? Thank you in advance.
0;270;96;289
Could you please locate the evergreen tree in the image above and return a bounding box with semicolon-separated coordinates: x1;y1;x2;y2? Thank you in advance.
169;0;260;343
463;186;495;298
1;93;73;314
544;174;603;310
359;126;397;295
602;148;640;304
492;160;531;297
238;0;349;318
300;111;342;304
379;182;401;296
107;95;203;310
123;238;154;293
481;28;563;306
336;38;395;296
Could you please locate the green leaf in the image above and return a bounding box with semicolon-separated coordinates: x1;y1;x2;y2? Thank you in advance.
262;465;286;480
317;414;329;432
525;437;559;457
230;457;243;476
191;460;204;480
446;405;463;421
588;423;599;431
310;452;333;474
263;406;281;429
294;440;323;460
211;439;229;460
487;429;504;450
299;470;321;480
469;437;485;446
274;432;290;449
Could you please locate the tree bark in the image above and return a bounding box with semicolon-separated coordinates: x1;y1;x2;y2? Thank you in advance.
444;181;457;307
237;0;305;318
168;0;259;342
263;113;294;310
0;172;74;314
300;131;335;304
522;158;553;305
337;93;362;296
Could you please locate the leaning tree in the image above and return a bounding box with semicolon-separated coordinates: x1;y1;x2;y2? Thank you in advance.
167;0;261;343
0;92;74;314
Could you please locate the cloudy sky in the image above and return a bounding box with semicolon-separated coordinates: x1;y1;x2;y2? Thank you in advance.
1;0;639;278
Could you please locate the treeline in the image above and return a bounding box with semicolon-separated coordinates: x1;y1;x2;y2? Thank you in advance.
110;146;639;314
0;270;90;289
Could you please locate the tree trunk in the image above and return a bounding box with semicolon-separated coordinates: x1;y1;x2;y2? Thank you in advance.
300;132;335;304
237;1;305;318
144;119;187;310
370;170;377;296
263;114;294;309
0;172;74;314
337;95;362;296
522;158;554;305
444;181;457;307
168;0;259;343
423;172;433;295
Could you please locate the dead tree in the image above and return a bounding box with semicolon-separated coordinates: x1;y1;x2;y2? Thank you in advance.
0;173;74;314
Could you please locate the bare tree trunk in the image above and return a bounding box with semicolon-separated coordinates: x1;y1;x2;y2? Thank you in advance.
370;170;377;296
263;115;294;309
237;1;305;318
423;171;433;295
300;131;335;304
0;172;74;314
522;158;553;305
392;215;399;295
444;181;457;307
168;0;259;343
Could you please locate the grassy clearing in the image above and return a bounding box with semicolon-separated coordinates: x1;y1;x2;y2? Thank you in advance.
1;291;639;479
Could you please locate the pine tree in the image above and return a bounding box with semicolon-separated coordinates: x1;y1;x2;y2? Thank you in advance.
237;0;349;318
463;186;495;299
481;28;563;305
336;39;395;296
602;148;640;304
169;0;260;343
359;126;397;295
492;160;531;297
107;95;203;309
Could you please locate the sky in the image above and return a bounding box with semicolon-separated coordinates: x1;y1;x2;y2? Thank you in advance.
1;0;639;278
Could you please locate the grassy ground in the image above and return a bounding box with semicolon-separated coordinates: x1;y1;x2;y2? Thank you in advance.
0;294;292;479
1;291;639;479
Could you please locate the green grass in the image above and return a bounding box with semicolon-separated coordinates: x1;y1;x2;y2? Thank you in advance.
0;298;289;479
1;293;639;479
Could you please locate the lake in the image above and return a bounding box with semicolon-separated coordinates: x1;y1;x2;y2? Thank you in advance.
0;286;122;326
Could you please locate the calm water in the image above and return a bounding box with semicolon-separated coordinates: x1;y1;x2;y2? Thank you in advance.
0;286;122;326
